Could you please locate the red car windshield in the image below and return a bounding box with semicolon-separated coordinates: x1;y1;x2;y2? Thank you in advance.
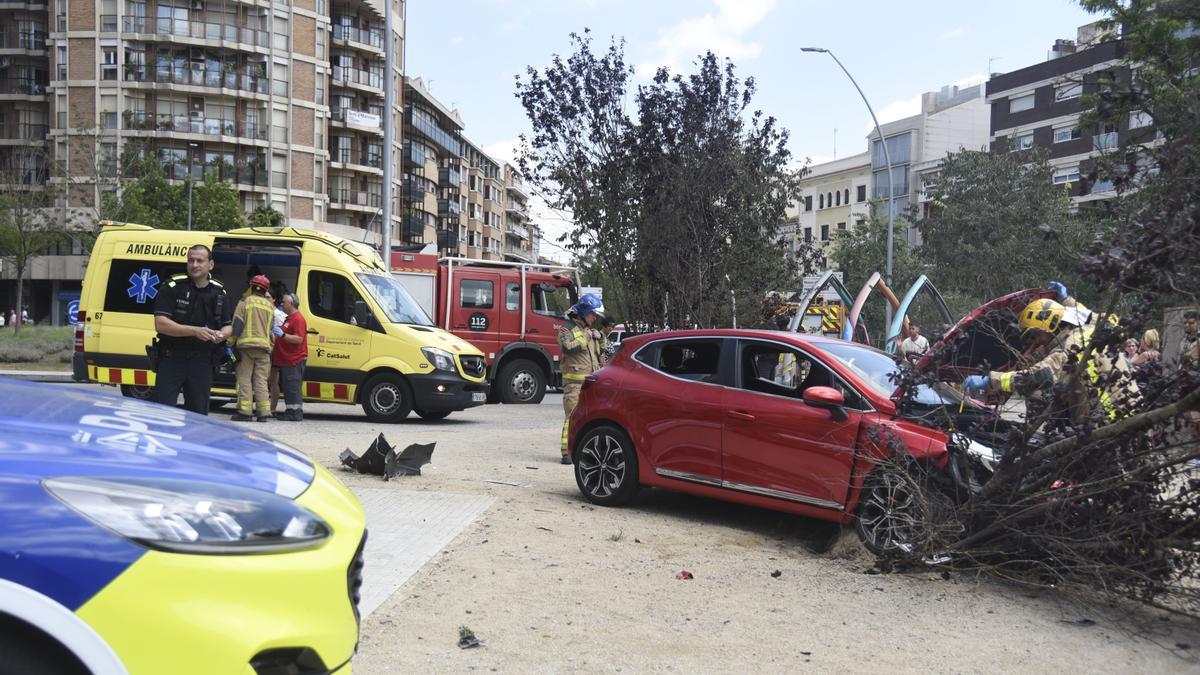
819;341;979;408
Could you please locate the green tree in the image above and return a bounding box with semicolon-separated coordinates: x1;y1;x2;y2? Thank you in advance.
104;157;244;231
516;32;808;328
0;146;71;335
248;204;285;229
919;148;1094;307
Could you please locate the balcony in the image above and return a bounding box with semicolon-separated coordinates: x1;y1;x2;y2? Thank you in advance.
329;148;383;171
506;176;530;200
0;76;48;96
1093;131;1119;151
123;110;268;141
330;106;382;133
404;106;461;157
0;30;48;51
0;123;48;142
503;244;532;262
121;16;271;49
402;177;424;202
331;66;382;91
329;188;382;209
437;198;461;218
402;214;425;240
505;222;529;240
331;23;384;52
437;228;459;250
125;65;269;96
439;166;461;187
402;142;425;168
505;203;529;222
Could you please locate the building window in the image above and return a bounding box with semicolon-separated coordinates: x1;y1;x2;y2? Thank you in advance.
826;192;832;207
271;108;287;143
803;195;812;211
1009;92;1035;113
272;152;287;188
272;62;288;96
804;227;811;242
835;191;841;206
837;222;846;231
1012;132;1035;150
856;185;866;202
101;47;118;81
316;27;326;60
843;189;849;205
817;193;823;209
1129;110;1153;129
273;14;289;51
820;224;829;241
1053;125;1080;143
1052;165;1080;185
1054;82;1082;101
1093;123;1119;150
100;95;118;129
100;0;118;30
57;46;66;80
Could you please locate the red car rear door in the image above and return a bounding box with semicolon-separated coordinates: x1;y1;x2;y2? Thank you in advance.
624;337;727;486
721;338;863;510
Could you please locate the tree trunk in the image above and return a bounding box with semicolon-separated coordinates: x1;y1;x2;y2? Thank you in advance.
13;271;23;337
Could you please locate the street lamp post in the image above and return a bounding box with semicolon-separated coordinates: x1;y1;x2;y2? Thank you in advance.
186;141;198;231
800;47;896;326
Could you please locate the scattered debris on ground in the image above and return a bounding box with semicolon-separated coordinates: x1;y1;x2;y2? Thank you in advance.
457;625;481;649
676;570;694;580
771;570;782;578
338;433;436;479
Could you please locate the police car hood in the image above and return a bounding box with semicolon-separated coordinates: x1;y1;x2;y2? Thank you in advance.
0;379;314;499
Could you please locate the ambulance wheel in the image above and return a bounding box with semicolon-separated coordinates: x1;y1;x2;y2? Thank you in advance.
497;359;546;404
361;373;413;422
120;384;154;400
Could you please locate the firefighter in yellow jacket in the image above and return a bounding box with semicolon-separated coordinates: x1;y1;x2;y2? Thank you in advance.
963;296;1137;424
230;274;278;422
558;293;606;464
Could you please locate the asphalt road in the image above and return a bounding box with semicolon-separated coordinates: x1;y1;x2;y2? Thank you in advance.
68;385;1200;671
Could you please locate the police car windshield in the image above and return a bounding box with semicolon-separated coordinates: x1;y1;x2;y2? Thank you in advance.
356;273;433;326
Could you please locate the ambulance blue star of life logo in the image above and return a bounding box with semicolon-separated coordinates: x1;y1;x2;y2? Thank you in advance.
127;269;160;304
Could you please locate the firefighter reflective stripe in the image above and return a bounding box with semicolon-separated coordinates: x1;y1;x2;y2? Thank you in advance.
562;373;587;382
998;371;1015;393
561;418;570;452
303;381;356;402
89;365;154;387
775;353;797;388
1085;353;1118;421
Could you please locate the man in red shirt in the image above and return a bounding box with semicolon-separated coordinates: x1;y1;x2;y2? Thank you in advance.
272;292;308;421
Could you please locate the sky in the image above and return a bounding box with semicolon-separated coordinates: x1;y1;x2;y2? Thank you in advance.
405;0;1100;253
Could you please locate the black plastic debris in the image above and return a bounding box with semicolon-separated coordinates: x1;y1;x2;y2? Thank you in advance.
457;625;481;649
1058;618;1096;627
771;570;782;578
339;434;436;479
386;442;435;479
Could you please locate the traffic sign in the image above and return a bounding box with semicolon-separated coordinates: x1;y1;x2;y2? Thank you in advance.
67;300;80;325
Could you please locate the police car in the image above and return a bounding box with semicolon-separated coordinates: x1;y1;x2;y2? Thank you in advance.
0;378;365;674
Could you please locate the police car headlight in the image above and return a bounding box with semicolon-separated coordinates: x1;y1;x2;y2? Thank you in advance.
421;347;456;372
44;477;330;554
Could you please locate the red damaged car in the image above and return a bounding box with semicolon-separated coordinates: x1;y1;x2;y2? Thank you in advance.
566;290;1050;553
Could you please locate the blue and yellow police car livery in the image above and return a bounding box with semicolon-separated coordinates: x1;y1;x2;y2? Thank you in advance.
0;379;365;674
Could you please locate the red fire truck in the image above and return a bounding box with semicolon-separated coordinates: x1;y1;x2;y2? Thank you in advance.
392;252;579;404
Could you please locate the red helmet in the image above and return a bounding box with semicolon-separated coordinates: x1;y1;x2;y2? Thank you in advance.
250;274;270;290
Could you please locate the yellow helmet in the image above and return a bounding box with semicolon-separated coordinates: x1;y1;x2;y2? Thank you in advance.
1019;299;1065;337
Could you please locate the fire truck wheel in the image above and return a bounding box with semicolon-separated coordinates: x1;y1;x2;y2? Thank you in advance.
497;359;546;404
361;373;413;422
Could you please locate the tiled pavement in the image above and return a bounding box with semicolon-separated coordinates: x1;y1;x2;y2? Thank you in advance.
351;487;494;620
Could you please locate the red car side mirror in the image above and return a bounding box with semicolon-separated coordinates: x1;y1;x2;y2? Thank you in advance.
803;386;848;421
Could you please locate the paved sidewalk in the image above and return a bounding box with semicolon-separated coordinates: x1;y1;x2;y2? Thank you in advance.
0;370;75;383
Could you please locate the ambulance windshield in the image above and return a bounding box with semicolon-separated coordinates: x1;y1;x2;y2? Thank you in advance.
357;273;434;326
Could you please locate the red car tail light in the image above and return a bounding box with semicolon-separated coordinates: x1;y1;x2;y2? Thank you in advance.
74;311;86;352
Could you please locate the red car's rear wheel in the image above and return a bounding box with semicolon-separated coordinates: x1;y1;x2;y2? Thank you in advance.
574;424;639;506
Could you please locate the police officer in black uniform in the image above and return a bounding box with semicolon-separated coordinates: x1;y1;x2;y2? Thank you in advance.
152;244;233;414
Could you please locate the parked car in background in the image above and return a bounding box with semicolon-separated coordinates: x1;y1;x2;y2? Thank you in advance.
0;379;365;674
565;289;1050;554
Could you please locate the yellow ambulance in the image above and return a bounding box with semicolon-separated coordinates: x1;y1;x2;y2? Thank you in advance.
72;221;490;421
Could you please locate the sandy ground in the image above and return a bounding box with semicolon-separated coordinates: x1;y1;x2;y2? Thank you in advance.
224;392;1198;673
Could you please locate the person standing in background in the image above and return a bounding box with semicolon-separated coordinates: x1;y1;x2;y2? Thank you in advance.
230;275;276;422
271;293;308;421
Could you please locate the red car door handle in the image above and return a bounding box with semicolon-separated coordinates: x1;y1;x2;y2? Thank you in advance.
727;410;756;422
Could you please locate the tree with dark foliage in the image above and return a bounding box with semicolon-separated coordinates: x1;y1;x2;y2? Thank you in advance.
516;32;817;328
872;2;1200;620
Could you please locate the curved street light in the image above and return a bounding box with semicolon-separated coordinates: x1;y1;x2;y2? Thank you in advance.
800;47;896;326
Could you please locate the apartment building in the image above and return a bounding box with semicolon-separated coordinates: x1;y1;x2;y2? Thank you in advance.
785;152;871;269
986;22;1148;205
0;0;405;322
501;162;531;263
401;75;461;250
868;82;990;244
